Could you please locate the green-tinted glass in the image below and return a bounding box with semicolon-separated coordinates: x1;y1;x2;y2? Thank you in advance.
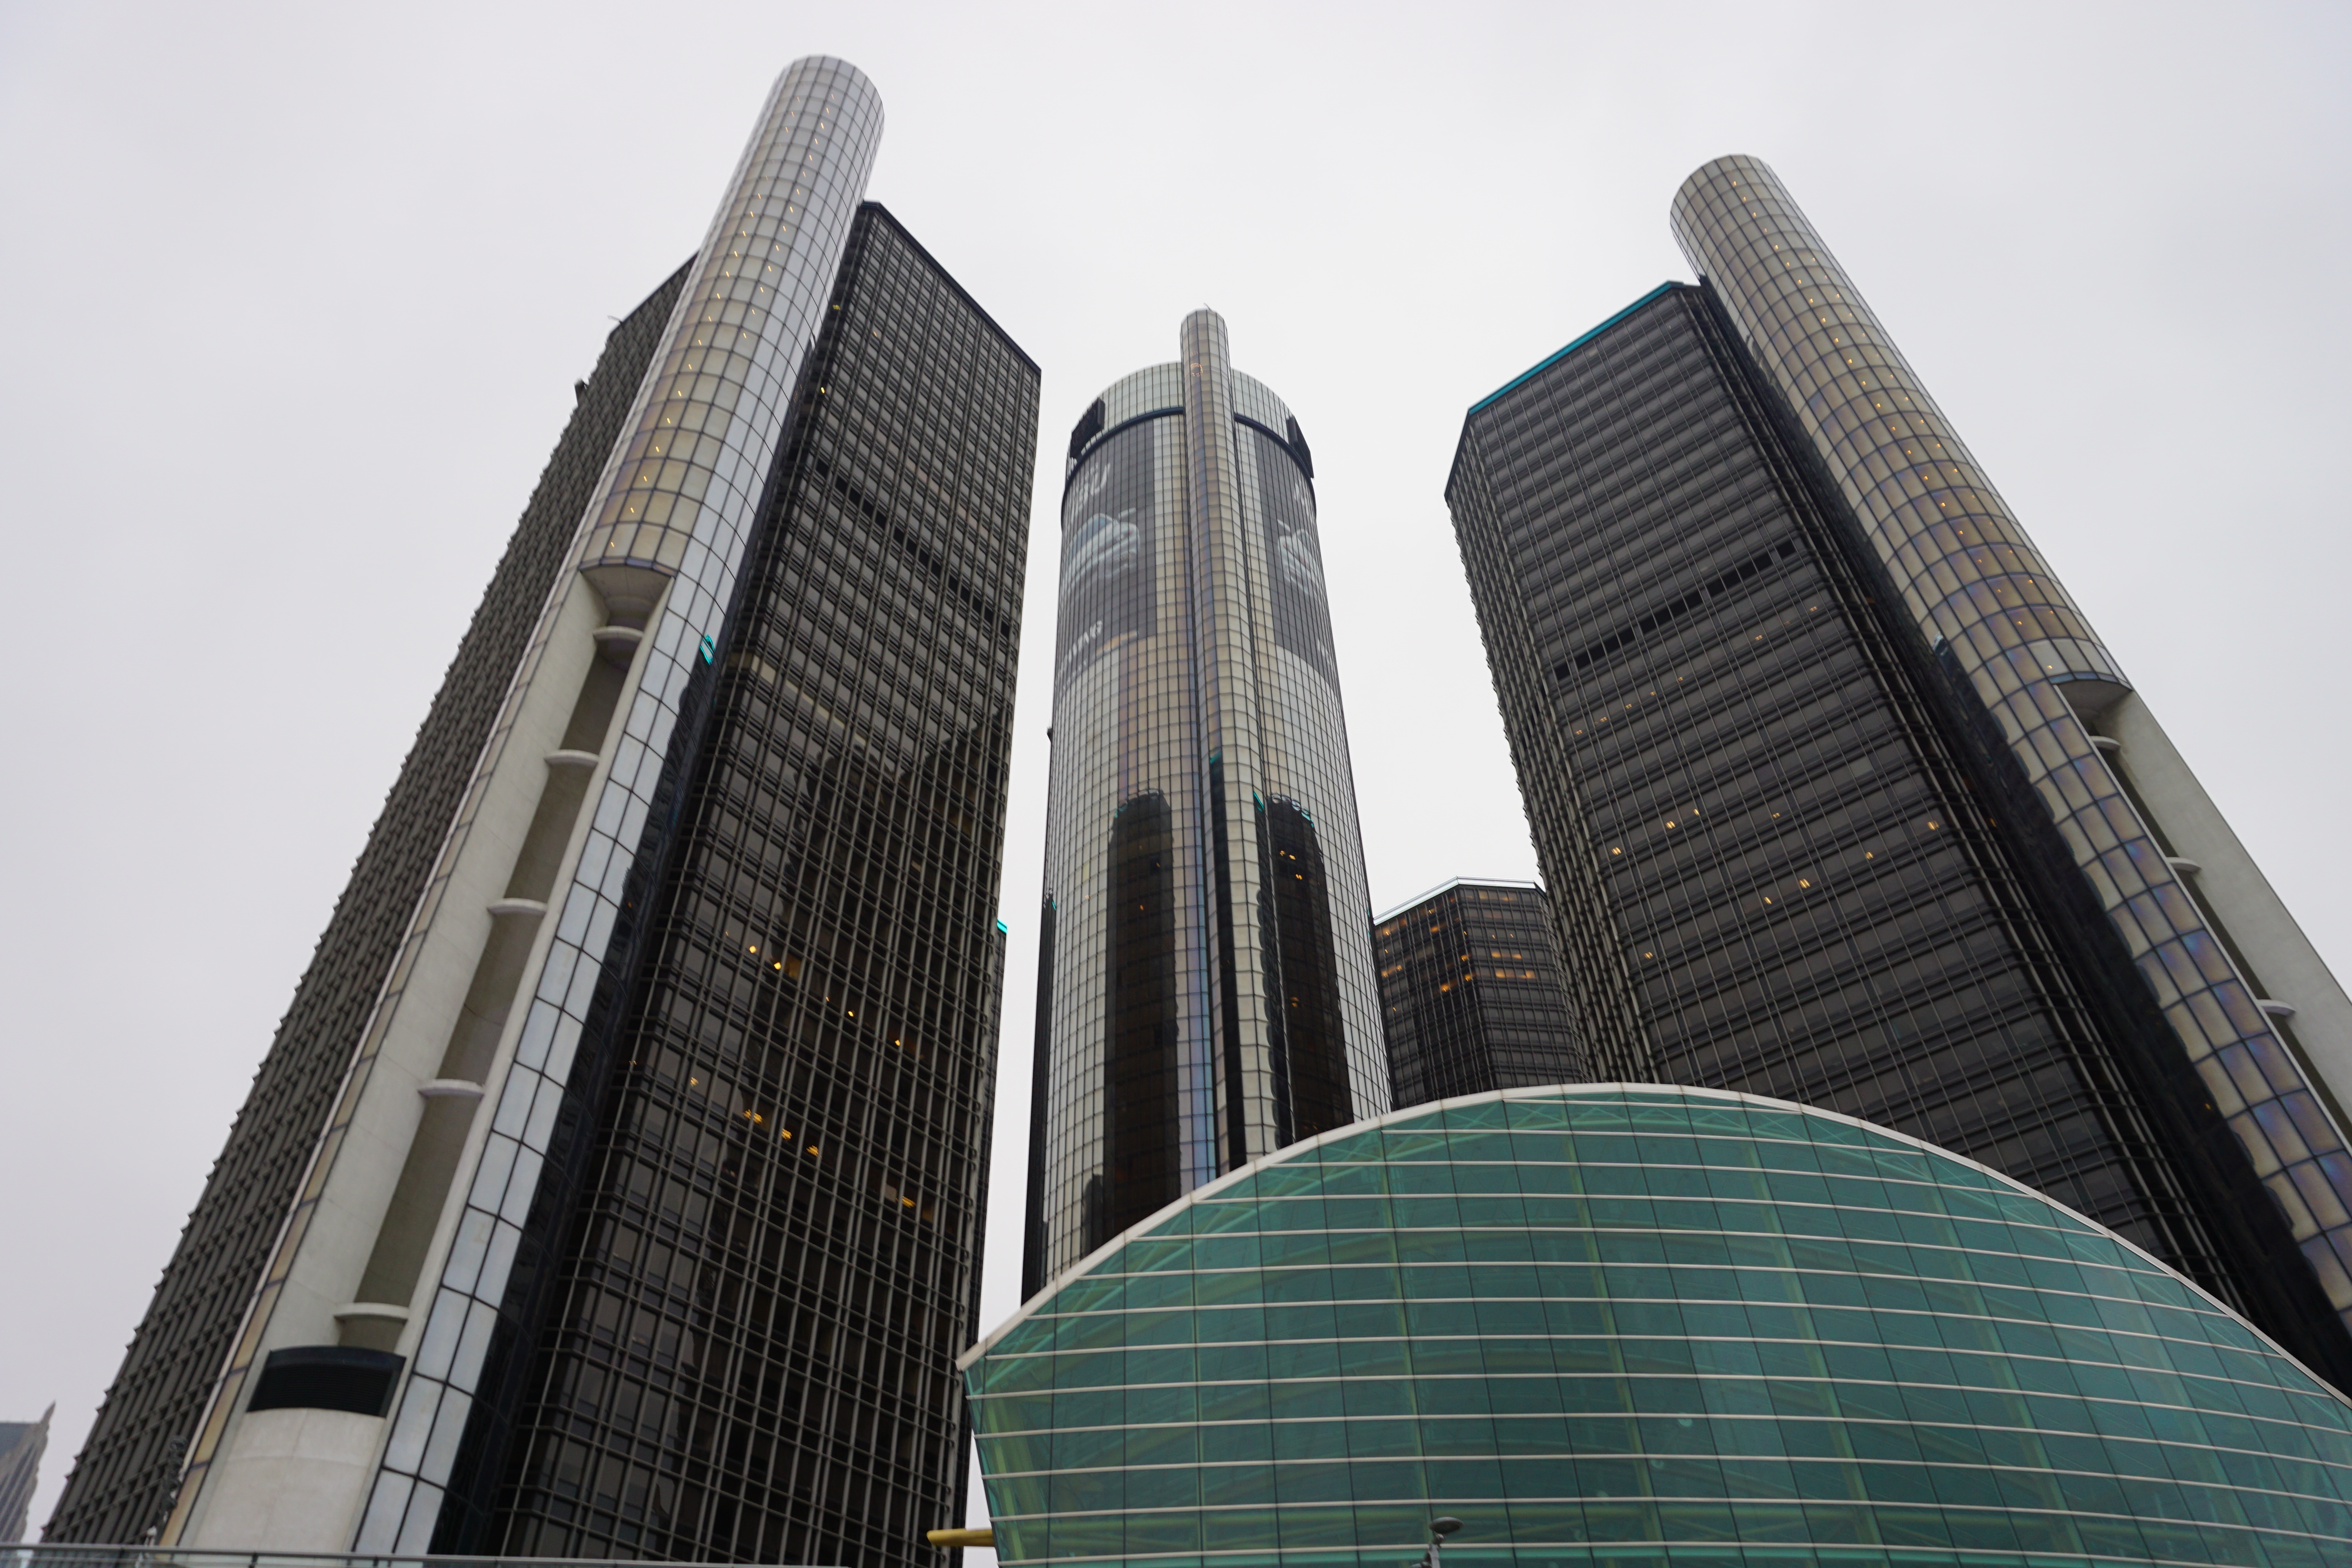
969;1087;2352;1568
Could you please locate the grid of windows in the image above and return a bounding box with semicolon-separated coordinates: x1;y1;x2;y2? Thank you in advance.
1028;326;1386;1295
1671;158;2352;1368
44;261;692;1544
967;1085;2352;1568
66;56;899;1552
1375;881;1586;1109
1450;285;2224;1274
440;204;1037;1561
243;60;887;1552
1036;398;1212;1281
1447;278;2352;1389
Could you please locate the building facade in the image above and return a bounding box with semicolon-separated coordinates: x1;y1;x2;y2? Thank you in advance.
52;58;1038;1558
1446;157;2352;1388
1024;314;1387;1298
1373;879;1586;1108
429;201;1035;1559
966;1084;2352;1568
0;1407;49;1543
47;233;699;1557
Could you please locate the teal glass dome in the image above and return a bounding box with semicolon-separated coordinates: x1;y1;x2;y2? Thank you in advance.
962;1085;2352;1567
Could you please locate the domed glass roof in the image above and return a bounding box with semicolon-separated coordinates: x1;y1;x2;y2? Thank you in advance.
964;1084;2352;1567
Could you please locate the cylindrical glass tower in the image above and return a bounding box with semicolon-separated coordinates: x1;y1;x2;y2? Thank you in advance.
1025;311;1388;1293
147;56;886;1552
1672;155;2352;1350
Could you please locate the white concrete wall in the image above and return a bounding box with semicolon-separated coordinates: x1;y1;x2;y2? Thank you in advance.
300;575;614;1345
2104;691;2352;1111
178;572;631;1550
181;1409;384;1550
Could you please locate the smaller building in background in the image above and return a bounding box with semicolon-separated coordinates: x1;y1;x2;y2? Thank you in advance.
1372;878;1585;1107
0;1405;49;1542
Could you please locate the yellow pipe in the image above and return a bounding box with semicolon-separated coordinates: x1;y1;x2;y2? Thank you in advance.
927;1528;996;1548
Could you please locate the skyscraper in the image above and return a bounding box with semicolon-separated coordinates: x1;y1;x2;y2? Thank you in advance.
1372;879;1585;1109
430;199;1034;1561
0;1406;49;1543
1446;157;2352;1385
52;58;1040;1558
48;224;700;1561
1023;313;1388;1296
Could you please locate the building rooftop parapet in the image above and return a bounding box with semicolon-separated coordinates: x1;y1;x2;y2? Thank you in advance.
1371;875;1544;928
1466;280;1684;415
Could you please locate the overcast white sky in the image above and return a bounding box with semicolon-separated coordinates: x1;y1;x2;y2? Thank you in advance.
3;0;2348;1542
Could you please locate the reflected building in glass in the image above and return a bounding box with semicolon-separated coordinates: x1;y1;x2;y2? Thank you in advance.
1023;312;1387;1298
1447;155;2352;1388
50;58;1040;1561
1373;879;1586;1109
967;1084;2352;1568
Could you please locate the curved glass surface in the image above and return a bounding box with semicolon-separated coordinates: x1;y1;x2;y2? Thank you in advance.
580;60;883;583
355;57;886;1549
1039;393;1213;1281
1031;337;1387;1291
1106;791;1186;1247
970;1084;2352;1568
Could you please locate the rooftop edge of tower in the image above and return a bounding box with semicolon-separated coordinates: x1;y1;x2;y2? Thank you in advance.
1064;353;1301;485
1467;280;1689;419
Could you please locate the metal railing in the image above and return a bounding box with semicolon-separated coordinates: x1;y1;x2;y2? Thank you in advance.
3;1553;831;1568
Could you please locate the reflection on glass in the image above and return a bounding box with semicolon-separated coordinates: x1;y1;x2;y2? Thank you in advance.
1263;797;1351;1142
972;1085;2352;1568
1031;348;1388;1290
1104;791;1182;1248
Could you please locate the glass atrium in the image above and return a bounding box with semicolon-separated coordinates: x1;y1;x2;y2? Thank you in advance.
964;1085;2352;1567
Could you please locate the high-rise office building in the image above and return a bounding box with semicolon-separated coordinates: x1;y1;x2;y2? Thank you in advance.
0;1406;49;1543
1372;879;1586;1108
52;58;1039;1558
434;200;1034;1561
1023;313;1388;1296
1446;156;2352;1386
49;218;699;1561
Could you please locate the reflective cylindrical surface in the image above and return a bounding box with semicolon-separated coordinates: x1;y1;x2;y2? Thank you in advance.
1029;317;1386;1292
1672;156;2352;1339
347;57;884;1550
579;58;883;593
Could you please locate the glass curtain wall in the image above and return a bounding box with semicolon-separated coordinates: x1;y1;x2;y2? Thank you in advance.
44;261;695;1546
1375;880;1587;1109
1671;156;2352;1372
441;204;1037;1563
1026;321;1386;1297
969;1084;2352;1568
1446;274;2352;1389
